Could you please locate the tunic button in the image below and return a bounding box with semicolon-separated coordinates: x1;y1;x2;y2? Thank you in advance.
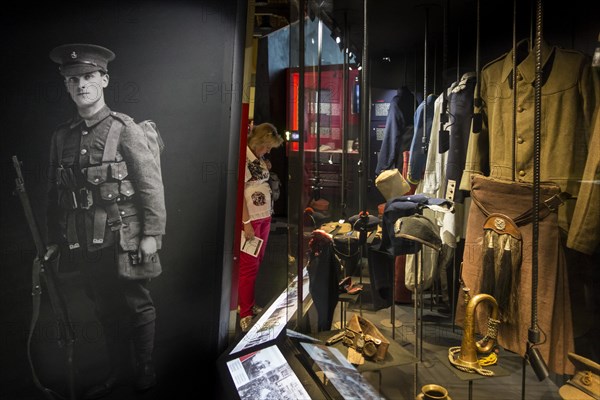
519;170;526;177
108;193;113;198
120;210;126;216
80;148;87;155
517;106;524;113
82;130;88;135
517;137;524;144
516;73;523;81
118;174;123;178
94;178;100;183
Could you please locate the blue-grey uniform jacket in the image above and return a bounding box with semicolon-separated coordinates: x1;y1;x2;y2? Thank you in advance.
46;105;166;252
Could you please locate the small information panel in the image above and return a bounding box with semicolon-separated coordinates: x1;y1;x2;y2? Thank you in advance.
227;345;311;399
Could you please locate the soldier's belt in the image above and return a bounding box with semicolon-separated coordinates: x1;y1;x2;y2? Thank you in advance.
60;187;94;210
77;188;94;209
342;314;390;361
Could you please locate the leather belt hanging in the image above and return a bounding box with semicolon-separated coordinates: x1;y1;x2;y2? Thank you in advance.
470;189;570;227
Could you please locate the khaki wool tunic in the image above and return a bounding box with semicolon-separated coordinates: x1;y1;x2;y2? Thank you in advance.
457;40;599;375
459;39;600;255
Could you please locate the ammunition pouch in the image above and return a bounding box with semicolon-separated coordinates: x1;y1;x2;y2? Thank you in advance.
56;115;145;250
84;161;133;205
60;160;136;246
58;160;135;212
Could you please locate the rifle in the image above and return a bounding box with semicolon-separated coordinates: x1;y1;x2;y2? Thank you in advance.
12;155;76;400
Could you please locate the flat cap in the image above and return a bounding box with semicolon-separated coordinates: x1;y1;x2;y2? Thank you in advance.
49;43;115;76
559;353;600;400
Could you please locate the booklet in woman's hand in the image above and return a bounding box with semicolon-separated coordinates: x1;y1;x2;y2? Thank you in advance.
240;233;264;257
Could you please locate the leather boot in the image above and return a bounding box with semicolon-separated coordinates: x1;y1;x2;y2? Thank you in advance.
83;336;132;400
83;369;120;400
132;321;157;392
135;361;157;392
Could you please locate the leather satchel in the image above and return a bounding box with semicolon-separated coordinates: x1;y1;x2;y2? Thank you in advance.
117;222;162;280
332;230;361;260
118;251;162;280
343;314;389;362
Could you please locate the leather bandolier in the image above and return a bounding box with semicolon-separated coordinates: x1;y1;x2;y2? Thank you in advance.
55;115;137;250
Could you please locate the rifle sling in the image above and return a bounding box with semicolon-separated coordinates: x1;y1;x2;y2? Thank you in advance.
27;258;57;400
15;156;76;399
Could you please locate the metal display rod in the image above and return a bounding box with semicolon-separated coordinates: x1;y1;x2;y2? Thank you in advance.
523;1;550;398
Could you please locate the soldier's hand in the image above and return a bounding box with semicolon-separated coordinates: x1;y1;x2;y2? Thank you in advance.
139;236;158;263
44;244;59;261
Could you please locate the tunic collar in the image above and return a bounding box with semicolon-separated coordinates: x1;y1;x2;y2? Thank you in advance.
69;105;112;129
500;38;554;84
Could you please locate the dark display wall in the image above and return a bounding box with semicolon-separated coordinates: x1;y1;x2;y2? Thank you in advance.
368;0;599;97
0;1;242;398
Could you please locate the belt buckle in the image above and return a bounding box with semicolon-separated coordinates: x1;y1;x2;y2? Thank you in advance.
79;188;93;210
356;334;365;352
544;192;571;212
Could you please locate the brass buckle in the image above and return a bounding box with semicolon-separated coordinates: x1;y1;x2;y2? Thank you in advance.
363;340;378;357
544;192;571;212
343;330;355;347
356;334;365;352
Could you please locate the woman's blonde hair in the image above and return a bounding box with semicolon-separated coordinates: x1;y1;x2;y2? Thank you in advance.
248;122;284;150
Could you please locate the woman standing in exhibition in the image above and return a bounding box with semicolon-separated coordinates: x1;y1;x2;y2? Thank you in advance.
239;122;284;332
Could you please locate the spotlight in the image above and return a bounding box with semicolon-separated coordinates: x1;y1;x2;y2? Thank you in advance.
382;56;391;62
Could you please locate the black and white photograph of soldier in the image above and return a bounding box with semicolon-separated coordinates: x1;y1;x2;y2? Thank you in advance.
1;1;245;399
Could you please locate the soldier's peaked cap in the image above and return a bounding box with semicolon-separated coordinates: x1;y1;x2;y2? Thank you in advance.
559;352;600;400
50;43;115;76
